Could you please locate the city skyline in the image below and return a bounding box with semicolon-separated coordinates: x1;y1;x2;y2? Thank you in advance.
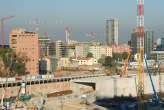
0;0;164;44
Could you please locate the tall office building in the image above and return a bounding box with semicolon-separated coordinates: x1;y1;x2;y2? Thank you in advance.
106;19;119;45
144;30;154;55
130;29;154;55
9;29;39;76
131;30;138;54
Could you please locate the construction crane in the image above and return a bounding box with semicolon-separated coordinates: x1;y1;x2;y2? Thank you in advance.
91;32;95;41
1;16;15;48
86;32;95;42
121;49;131;78
137;0;145;109
28;18;47;35
65;26;70;43
35;18;39;34
144;56;160;105
44;32;47;37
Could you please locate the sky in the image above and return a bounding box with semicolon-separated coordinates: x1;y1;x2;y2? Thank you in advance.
0;0;164;44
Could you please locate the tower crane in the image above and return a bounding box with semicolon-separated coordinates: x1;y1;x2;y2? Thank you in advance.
35;18;39;34
1;16;15;48
86;32;95;42
44;32;47;37
91;32;95;41
65;26;70;43
137;0;145;109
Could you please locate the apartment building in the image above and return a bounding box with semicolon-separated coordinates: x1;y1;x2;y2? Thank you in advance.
9;29;39;76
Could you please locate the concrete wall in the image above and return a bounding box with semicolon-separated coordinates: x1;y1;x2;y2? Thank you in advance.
1;73;164;100
96;76;137;98
0;82;70;99
70;82;94;94
96;74;164;98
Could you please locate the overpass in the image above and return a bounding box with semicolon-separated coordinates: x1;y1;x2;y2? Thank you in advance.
0;74;105;88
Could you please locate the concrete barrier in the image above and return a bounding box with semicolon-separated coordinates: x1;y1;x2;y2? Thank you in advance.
96;76;137;98
95;73;164;98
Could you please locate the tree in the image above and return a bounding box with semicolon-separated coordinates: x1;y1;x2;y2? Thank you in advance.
98;56;116;67
122;52;128;60
104;56;116;67
113;52;129;61
0;48;26;77
113;53;120;61
98;58;104;64
87;52;93;57
104;56;112;66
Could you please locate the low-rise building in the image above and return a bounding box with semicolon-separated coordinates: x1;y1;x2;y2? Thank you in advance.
150;51;164;62
101;46;112;57
58;57;78;70
59;58;71;68
39;57;57;74
112;44;130;54
71;57;97;66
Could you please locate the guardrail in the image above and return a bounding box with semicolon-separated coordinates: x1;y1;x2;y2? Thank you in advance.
0;74;106;88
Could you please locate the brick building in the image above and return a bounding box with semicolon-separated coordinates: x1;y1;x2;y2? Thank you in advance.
9;29;39;76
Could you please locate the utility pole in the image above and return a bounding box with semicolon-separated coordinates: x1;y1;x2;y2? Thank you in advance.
1;16;14;48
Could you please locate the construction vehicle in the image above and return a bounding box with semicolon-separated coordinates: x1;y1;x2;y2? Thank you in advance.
121;49;132;78
144;56;160;105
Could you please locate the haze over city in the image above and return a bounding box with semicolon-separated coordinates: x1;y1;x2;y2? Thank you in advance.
1;0;164;110
0;0;164;44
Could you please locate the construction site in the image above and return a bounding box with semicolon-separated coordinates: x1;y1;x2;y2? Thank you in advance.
1;0;164;110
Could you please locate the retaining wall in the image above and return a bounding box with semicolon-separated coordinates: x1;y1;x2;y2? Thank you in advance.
96;74;164;98
0;82;70;99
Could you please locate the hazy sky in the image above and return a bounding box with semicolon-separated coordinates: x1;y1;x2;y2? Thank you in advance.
0;0;164;44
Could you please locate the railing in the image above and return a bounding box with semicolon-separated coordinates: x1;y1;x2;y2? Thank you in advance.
0;74;106;88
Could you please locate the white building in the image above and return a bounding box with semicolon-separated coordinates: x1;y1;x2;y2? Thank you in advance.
151;51;164;62
89;46;102;60
71;57;97;66
156;38;162;46
75;44;90;57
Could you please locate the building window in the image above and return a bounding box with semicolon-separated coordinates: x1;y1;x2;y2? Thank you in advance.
11;39;17;44
12;35;17;37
